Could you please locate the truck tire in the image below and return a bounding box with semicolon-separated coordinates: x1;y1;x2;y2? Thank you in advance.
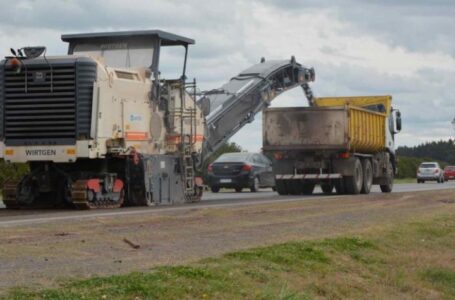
345;158;363;194
211;186;220;193
289;180;303;195
334;179;346;195
361;159;373;194
302;183;315;195
380;160;394;193
321;183;333;195
276;180;288;195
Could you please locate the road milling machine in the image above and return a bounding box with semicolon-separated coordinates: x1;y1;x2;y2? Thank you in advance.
0;30;315;209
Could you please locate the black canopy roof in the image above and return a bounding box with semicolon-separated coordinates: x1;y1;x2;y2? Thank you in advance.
61;30;195;46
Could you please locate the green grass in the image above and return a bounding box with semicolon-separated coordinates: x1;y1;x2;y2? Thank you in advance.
4;214;455;300
422;268;455;295
394;177;417;184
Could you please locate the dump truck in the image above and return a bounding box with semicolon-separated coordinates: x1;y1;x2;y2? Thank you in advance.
0;30;315;209
263;96;402;195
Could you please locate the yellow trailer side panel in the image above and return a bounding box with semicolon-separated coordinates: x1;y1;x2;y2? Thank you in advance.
314;95;392;115
348;106;386;153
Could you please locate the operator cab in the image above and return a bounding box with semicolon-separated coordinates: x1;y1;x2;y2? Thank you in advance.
61;30;195;80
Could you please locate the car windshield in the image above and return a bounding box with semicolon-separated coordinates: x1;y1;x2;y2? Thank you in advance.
216;153;251;163
420;163;437;168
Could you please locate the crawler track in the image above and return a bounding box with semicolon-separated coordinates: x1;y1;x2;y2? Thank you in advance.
71;180;125;209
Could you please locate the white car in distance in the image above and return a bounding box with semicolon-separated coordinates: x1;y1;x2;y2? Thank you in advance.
417;162;444;183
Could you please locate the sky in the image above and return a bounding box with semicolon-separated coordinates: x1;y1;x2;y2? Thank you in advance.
1;0;454;151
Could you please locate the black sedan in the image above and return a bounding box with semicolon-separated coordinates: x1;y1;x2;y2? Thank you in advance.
207;152;275;193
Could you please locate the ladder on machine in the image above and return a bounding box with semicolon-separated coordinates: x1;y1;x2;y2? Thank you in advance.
180;79;198;201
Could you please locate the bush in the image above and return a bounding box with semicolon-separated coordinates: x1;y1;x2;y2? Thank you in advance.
0;160;29;187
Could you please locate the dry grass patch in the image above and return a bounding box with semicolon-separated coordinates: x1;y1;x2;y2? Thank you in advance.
4;212;455;299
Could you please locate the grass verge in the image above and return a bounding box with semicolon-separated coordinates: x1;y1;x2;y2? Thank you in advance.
394;177;417;184
5;214;455;300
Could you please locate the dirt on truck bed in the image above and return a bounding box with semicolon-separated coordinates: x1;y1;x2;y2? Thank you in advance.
0;189;455;292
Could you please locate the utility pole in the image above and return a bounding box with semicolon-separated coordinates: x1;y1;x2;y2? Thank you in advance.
452;118;455;134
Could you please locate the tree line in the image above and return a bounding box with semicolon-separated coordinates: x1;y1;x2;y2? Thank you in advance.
396;139;455;178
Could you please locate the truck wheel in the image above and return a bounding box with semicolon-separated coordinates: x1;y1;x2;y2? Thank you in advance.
302;183;315;195
211;186;220;193
321;183;333;195
345;158;363;194
276;180;288;195
334;179;346;195
287;180;302;195
235;187;243;193
380;160;394;193
361;159;373;194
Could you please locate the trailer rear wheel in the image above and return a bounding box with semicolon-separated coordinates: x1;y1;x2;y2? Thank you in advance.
334;179;346;195
321;183;333;195
276;180;288;195
380;160;394;193
302;183;315;195
361;159;373;194
345;158;363;194
288;180;303;195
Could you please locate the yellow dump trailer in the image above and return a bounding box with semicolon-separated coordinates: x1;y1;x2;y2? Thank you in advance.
263;105;386;153
263;95;401;196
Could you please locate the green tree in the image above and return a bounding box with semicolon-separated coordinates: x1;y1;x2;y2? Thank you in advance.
397;139;455;164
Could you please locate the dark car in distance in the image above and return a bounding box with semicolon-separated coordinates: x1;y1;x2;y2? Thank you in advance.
207;152;275;193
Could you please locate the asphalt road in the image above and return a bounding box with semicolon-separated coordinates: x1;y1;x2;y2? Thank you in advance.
204;181;455;201
0;181;454;227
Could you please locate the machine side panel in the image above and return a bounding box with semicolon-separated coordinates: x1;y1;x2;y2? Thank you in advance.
143;155;185;205
0;63;3;141
75;59;97;138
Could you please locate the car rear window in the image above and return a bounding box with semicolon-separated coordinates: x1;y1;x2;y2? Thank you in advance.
216;153;251;162
420;163;437;168
445;166;455;171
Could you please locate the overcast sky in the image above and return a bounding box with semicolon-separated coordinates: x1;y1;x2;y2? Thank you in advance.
2;0;454;151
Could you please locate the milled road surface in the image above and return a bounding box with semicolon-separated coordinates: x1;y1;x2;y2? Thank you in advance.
0;183;454;292
0;182;453;227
